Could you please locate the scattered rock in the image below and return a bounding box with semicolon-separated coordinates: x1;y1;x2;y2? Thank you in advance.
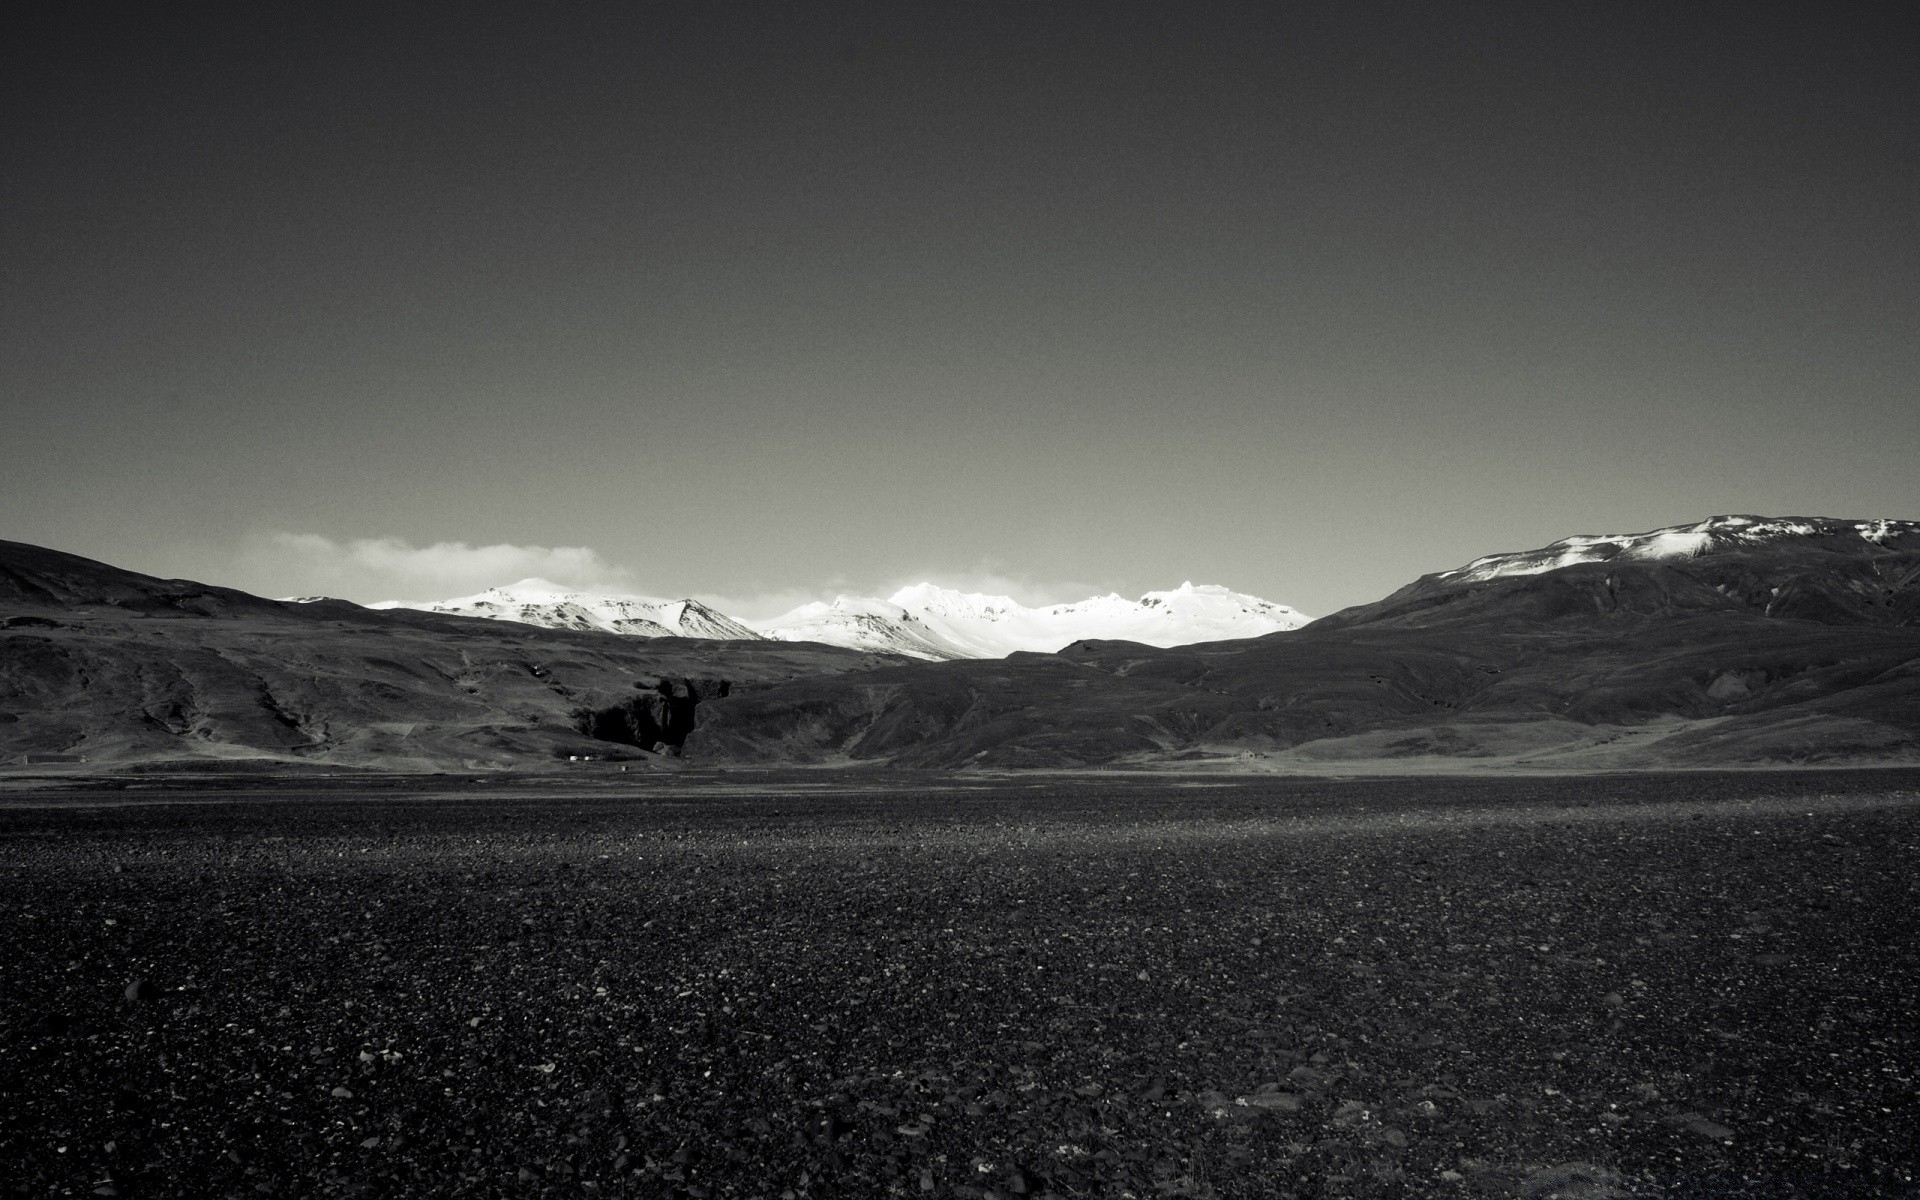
1667;1112;1735;1140
121;979;153;1005
1329;1099;1370;1127
1519;1161;1632;1199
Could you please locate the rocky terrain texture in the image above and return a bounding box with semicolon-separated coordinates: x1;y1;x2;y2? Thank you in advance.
3;770;1917;1198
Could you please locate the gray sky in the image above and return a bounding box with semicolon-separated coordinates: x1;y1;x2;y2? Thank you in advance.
5;3;1915;618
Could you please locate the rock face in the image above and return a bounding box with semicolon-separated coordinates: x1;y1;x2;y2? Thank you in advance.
575;678;731;753
0;542;901;771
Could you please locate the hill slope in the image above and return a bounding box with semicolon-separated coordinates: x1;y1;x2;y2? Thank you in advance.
0;543;900;770
688;516;1920;770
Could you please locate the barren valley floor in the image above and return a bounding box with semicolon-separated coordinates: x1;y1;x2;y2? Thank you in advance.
3;771;1917;1198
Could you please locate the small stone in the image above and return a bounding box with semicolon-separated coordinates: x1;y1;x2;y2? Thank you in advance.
1677;1113;1736;1140
330;1086;354;1099
1330;1099;1370;1127
122;979;153;1005
1519;1162;1631;1200
1240;1092;1302;1112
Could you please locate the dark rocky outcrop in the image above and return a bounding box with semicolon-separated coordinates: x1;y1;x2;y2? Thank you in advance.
576;678;732;752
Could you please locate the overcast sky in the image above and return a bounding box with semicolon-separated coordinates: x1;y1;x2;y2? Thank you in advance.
5;3;1914;617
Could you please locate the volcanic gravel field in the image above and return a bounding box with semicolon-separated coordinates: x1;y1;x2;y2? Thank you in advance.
3;770;1917;1199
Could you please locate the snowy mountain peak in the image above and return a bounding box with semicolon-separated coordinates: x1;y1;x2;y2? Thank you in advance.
1436;515;1920;586
759;582;1311;659
363;576;1311;659
885;583;1016;621
372;580;764;641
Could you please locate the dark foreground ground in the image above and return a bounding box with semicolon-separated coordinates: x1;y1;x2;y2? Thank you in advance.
2;770;1917;1199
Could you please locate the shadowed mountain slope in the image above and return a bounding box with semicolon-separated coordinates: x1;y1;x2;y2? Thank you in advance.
1319;515;1920;632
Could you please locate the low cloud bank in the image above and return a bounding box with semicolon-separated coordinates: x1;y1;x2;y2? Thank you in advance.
238;532;639;604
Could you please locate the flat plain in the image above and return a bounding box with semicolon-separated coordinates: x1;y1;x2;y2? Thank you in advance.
3;770;1917;1199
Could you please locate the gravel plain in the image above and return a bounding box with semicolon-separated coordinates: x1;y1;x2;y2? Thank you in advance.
3;769;1917;1199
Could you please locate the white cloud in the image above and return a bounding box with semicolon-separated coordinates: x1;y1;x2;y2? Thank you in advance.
237;532;638;604
878;563;1110;607
226;537;1128;617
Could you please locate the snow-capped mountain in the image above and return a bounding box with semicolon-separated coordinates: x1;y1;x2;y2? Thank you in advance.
369;579;765;641
754;582;1312;660
1435;515;1920;587
745;594;974;660
353;578;1311;659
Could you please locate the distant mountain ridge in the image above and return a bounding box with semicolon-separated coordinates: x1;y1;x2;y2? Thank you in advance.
0;542;898;770
368;580;1312;659
1320;514;1920;632
753;582;1312;659
7;513;1917;772
1433;515;1920;587
689;513;1920;769
366;579;764;641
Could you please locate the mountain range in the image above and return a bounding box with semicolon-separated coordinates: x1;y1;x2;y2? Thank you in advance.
363;581;764;641
356;580;1312;660
5;514;1918;772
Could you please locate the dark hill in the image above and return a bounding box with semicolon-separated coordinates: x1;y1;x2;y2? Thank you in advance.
1319;515;1920;632
688;517;1920;770
0;542;903;770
